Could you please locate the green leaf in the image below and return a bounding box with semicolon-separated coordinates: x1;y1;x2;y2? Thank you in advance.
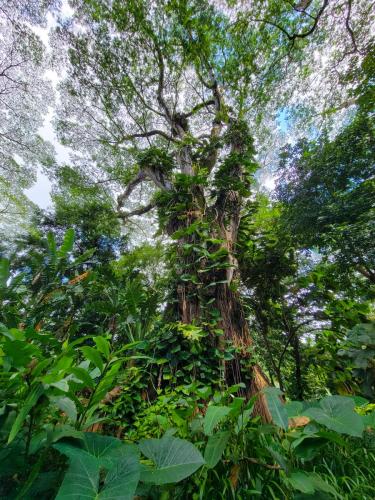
94;336;110;360
55;452;99;499
288;471;336;496
3;339;41;368
80;346;103;373
139;436;205;485
68;367;95;389
235;407;254;434
58;228;75;258
0;258;10;288
89;361;121;407
55;434;140;499
304;396;364;437
47;232;57;263
8;384;44;443
50;396;77;424
288;471;315;494
285;401;304;418
204;431;230;468
203;405;231;436
99;449;140;499
263;387;288;430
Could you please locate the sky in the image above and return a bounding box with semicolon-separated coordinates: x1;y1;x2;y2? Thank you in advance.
24;2;73;210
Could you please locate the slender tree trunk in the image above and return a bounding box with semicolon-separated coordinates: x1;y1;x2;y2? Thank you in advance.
292;333;304;400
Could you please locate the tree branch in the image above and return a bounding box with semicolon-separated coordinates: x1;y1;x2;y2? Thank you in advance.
118;202;156;220
182;99;215;118
249;0;329;43
117;171;147;210
115;129;178;144
345;0;359;53
153;40;172;121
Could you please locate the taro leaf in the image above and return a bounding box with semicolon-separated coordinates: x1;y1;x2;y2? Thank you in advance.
54;433;134;468
55;435;140;499
139;436;205;485
8;384;44;443
99;449;140;500
55;453;99;499
203;405;231;436
285;401;304;418
263;387;288;430
292;436;327;461
204;431;230;468
304;395;364;437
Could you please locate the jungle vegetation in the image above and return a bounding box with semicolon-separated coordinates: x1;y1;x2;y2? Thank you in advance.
0;0;374;498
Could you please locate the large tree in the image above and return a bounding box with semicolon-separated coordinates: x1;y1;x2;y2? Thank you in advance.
0;0;55;237
55;0;372;413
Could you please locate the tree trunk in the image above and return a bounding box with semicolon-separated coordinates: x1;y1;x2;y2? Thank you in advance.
165;118;271;420
292;333;304;400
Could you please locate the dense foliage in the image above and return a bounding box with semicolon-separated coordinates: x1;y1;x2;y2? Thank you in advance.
0;0;374;499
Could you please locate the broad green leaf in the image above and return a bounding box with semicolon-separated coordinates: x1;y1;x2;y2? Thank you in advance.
139;436;205;485
30;426;84;454
94;336;110;359
47;232;57;264
68;367;95;389
203;405;231;436
99;449;140;499
8;384;44;443
235;407;254;434
0;258;10;288
288;471;337;496
3;339;41;368
263;387;288;430
57;228;75;258
55;453;99;499
204;431;230;468
0;324;24;341
288;471;315;494
55;436;140;499
304;396;364;437
292;436;327;461
90;361;121;406
80;346;103;373
285;401;304;418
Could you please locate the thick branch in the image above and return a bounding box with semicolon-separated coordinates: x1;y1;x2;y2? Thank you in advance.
115;129;178;144
118;202;155;220
154;40;172;121
117;171;146;210
183;99;215;118
345;0;359;53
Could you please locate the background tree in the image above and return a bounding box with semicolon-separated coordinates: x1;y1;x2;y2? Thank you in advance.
0;0;56;236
